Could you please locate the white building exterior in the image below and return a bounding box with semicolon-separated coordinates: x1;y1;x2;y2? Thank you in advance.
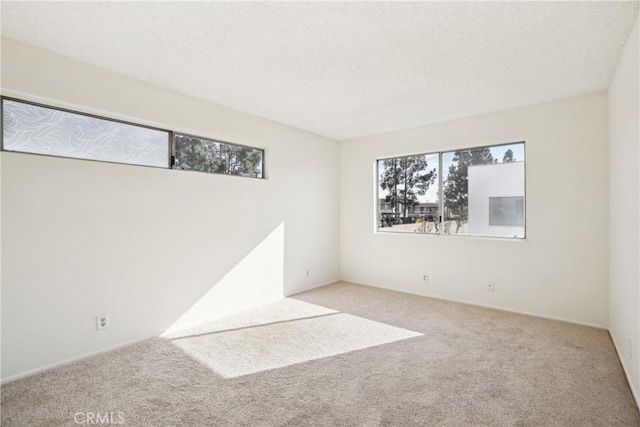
468;161;525;238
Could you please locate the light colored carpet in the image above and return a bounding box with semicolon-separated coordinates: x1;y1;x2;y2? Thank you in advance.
2;281;639;426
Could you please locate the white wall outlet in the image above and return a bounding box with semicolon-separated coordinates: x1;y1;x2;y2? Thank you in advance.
96;313;109;331
422;274;429;284
628;338;633;359
305;268;310;279
487;281;495;292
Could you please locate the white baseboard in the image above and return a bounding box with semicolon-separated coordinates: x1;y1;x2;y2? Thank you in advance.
285;279;340;297
1;336;154;384
341;279;607;330
610;333;640;409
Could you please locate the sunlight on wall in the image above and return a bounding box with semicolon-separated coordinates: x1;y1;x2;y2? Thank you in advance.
169;298;422;378
163;223;285;335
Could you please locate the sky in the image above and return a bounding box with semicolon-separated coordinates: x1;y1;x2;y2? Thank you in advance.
378;142;525;204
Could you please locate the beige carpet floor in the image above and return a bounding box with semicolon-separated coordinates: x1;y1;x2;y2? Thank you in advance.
2;281;639;426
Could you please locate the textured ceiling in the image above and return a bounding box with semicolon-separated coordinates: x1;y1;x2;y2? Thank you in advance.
1;2;638;141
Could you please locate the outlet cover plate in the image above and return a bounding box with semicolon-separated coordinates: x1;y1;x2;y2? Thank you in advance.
97;313;109;330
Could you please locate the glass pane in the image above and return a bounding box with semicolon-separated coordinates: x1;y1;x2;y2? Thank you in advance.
377;153;439;234
489;197;524;226
2;99;169;168
174;134;263;178
443;142;525;238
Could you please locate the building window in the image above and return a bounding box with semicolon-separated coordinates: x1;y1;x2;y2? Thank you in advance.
174;134;264;179
2;98;169;168
377;142;525;238
489;197;524;226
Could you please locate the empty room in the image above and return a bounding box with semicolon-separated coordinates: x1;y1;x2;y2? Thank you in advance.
1;1;639;426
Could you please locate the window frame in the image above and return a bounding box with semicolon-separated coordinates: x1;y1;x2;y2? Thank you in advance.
375;141;526;240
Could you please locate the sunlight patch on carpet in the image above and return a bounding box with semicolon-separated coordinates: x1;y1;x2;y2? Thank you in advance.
170;307;422;378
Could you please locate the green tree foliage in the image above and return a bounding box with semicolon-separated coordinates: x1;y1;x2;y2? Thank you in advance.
380;155;436;218
503;148;515;162
380;157;401;214
175;135;262;178
443;147;494;231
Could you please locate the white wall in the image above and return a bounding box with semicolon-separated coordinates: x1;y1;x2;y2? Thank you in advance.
341;91;609;327
608;16;639;403
0;38;340;381
468;162;525;238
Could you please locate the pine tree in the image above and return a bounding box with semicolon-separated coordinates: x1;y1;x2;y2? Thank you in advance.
380;155;436;219
503;149;515;162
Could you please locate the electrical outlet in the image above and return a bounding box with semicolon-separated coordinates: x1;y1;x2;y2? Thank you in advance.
422;274;429;284
305;269;311;279
487;281;495;292
96;313;109;331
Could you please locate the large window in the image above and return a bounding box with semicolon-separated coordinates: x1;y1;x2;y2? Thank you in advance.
174;134;263;178
1;97;265;179
377;142;525;238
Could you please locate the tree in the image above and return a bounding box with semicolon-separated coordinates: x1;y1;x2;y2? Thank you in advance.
503;149;515;163
380;155;436;219
174;135;262;177
379;157;402;215
471;147;495;165
219;143;263;176
443;148;494;232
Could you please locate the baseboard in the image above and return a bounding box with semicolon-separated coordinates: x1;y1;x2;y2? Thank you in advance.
610;333;640;410
341;279;608;330
285;279;340;297
1;336;155;384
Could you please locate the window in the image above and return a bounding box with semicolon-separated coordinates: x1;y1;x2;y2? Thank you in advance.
2;98;169;168
1;97;265;179
377;142;525;238
489;197;524;226
174;134;263;178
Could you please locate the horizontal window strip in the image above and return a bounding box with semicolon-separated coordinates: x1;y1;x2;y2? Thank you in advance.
174;133;264;179
2;98;170;168
1;97;265;179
